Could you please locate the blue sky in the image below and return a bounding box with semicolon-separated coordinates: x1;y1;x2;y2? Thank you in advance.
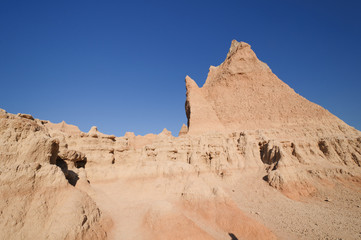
1;0;360;136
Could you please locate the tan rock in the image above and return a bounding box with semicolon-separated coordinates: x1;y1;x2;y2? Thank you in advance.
1;40;360;240
159;128;172;136
88;126;116;140
185;40;351;135
178;124;188;136
0;111;109;240
89;126;99;137
17;113;34;120
45;120;82;135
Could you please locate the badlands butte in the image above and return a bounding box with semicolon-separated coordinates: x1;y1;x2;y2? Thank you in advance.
1;40;361;240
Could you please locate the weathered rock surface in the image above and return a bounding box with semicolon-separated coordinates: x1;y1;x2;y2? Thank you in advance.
185;40;353;135
0;40;360;240
184;40;361;199
178;123;188;136
0;110;110;240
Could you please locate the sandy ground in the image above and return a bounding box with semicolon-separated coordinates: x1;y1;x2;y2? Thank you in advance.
90;168;361;240
226;170;361;240
92;180;149;240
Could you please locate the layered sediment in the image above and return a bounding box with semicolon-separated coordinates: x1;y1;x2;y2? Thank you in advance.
0;40;360;240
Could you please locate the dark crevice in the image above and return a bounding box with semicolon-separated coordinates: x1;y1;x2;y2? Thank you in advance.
67;170;79;186
259;141;281;166
185;99;190;128
228;233;238;240
49;140;59;165
56;157;68;172
351;153;360;167
318;140;329;156
56;156;79;186
262;175;269;182
75;159;87;168
291;143;297;157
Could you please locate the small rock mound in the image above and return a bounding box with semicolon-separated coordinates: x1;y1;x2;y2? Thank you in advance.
178;124;188;136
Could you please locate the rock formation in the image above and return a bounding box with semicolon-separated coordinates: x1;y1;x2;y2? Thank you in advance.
178;124;188;136
0;110;110;240
185;40;352;135
185;40;361;199
0;40;360;240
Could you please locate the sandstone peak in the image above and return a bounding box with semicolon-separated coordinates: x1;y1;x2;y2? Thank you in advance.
185;75;199;90
159;128;172;136
88;126;99;138
89;126;99;133
1;40;360;240
185;40;351;135
226;40;251;59
178;124;188;136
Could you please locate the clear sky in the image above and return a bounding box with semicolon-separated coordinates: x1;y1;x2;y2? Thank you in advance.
1;0;360;136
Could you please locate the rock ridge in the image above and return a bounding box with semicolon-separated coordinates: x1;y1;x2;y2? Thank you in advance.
0;40;360;240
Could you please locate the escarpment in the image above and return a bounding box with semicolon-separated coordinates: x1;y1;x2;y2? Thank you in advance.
185;41;352;135
1;40;360;240
184;40;361;198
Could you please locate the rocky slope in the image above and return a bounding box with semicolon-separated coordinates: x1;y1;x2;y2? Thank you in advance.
185;40;361;199
185;40;351;135
0;40;360;240
0;110;110;240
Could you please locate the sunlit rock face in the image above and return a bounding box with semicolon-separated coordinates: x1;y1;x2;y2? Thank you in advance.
0;40;360;240
185;40;351;135
0;110;109;240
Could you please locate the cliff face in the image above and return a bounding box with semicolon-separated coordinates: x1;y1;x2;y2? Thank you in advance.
1;40;361;240
184;40;361;199
185;40;350;135
0;110;110;240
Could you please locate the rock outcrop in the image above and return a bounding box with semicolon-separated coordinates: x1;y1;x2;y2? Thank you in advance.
178;124;188;136
184;40;361;199
0;110;110;240
45;120;82;135
185;40;352;135
0;40;360;240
